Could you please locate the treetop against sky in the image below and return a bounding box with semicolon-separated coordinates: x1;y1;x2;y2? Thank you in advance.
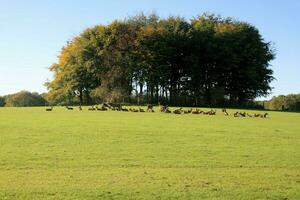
0;0;299;98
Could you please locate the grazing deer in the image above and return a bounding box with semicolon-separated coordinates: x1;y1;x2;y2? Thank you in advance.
46;106;53;111
263;113;269;118
121;107;129;112
139;107;145;112
78;106;82;111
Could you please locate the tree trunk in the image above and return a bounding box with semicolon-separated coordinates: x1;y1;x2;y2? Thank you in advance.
79;89;83;105
205;86;211;106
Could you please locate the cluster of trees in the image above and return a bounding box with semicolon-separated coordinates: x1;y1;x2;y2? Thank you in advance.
0;91;46;107
262;94;300;111
0;96;5;107
46;13;275;106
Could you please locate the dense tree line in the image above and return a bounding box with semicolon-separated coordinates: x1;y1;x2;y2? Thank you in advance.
262;94;300;111
0;96;5;107
0;91;46;107
46;13;275;106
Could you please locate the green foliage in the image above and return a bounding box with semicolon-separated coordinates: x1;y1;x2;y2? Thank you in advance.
47;13;275;106
0;107;299;199
264;94;300;111
0;96;5;107
3;91;47;107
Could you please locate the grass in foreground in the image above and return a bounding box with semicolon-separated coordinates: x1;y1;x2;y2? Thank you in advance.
0;107;299;199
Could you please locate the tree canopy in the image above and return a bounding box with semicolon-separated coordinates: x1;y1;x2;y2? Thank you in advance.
46;13;275;106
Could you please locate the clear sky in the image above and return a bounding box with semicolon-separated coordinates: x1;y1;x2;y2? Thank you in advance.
0;0;299;98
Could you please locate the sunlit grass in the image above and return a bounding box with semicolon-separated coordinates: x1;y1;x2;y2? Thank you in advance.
0;107;299;199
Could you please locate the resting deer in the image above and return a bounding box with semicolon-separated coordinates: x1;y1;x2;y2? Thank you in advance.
173;108;183;114
239;112;246;117
209;109;216;115
247;113;253;117
183;108;192;114
46;106;53;111
88;106;96;111
254;113;261;118
66;106;74;110
192;108;200;114
129;108;139;112
160;105;167;112
96;106;108;111
147;105;154;112
162;107;171;113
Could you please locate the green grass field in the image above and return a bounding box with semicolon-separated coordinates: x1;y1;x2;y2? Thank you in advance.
0;107;299;199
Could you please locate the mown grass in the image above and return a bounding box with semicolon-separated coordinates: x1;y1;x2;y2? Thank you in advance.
0;107;299;199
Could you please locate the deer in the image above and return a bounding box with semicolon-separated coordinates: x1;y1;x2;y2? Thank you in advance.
234;112;240;117
147;105;155;112
192;108;201;114
139;107;145;112
129;108;139;112
165;107;171;113
159;105;171;113
46;106;53;111
208;109;216;115
222;108;229;116
247;113;253;118
66;106;74;110
183;108;192;114
173;108;183;114
239;112;246;117
96;106;108;111
88;106;96;111
254;113;269;118
254;113;261;118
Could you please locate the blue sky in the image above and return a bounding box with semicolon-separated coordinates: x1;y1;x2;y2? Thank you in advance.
0;0;299;98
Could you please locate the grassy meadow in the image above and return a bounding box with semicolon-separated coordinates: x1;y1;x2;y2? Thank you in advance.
0;107;299;199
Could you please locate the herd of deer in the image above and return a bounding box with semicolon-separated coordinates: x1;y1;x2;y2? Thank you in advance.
45;104;269;118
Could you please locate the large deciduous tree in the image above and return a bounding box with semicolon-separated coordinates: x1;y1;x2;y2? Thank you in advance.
47;13;275;106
